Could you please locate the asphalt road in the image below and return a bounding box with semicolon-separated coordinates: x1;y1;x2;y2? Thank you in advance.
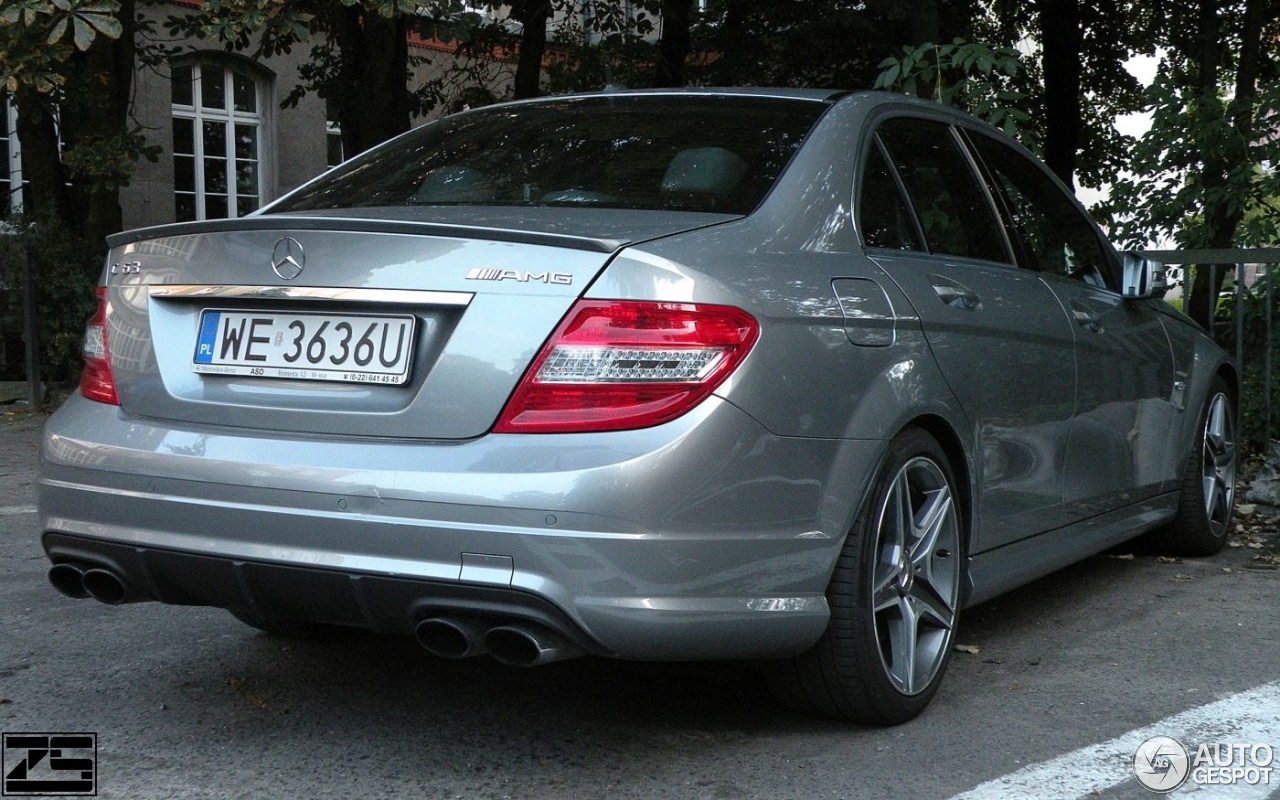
3;407;1279;799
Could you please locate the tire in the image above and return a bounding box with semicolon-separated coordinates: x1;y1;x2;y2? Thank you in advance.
1154;378;1238;556
229;610;358;639
769;428;965;724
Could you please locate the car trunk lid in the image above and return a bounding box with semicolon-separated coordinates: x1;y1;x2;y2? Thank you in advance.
101;212;730;439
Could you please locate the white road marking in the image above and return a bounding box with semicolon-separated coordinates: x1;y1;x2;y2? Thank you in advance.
950;681;1280;800
0;504;36;516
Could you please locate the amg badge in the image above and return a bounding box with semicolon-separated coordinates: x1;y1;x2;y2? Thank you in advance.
465;268;573;285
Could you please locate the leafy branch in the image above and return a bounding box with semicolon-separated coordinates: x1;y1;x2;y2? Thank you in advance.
873;38;1033;140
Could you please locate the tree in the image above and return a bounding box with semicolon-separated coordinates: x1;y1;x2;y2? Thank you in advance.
698;0;980;89
1106;0;1280;329
652;0;692;88
0;0;153;246
510;0;550;98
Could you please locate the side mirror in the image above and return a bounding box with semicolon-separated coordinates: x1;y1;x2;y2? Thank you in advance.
1121;251;1168;300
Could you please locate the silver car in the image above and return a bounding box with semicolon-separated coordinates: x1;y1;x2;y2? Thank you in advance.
39;89;1237;724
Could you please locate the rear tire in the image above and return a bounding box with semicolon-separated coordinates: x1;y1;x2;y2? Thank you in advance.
1153;377;1237;556
769;428;965;723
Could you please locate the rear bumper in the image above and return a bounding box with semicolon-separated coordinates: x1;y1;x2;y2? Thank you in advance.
38;394;883;660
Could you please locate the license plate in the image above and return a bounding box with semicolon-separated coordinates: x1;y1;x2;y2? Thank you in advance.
193;309;416;384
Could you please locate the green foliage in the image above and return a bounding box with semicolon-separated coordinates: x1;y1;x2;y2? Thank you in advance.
0;0;123;93
0;218;101;385
61;127;160;190
1212;271;1280;447
542;0;658;94
873;38;1034;140
1104;72;1280;251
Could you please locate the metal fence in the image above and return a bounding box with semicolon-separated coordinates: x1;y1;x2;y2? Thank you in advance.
1142;248;1280;445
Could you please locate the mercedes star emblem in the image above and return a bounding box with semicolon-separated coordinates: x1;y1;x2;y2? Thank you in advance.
271;237;305;280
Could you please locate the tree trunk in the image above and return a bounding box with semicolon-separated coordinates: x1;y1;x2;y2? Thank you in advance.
332;6;411;158
711;0;748;85
512;1;550;100
61;0;135;246
14;91;74;229
1038;0;1083;188
654;0;693;88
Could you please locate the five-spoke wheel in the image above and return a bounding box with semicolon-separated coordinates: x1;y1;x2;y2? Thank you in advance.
769;427;964;724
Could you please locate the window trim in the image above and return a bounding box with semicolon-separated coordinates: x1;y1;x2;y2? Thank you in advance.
863;112;1016;265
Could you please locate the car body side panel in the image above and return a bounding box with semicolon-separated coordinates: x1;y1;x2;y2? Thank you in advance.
1154;302;1238;475
1045;278;1180;519
965;490;1179;606
870;254;1076;554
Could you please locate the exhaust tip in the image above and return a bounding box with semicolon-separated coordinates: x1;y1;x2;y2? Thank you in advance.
485;624;582;668
414;617;487;659
48;563;90;599
81;568;129;605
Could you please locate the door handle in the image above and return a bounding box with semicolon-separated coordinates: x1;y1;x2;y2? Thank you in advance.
930;277;981;310
1073;309;1103;333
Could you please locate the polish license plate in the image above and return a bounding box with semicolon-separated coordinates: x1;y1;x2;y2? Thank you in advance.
193;309;415;384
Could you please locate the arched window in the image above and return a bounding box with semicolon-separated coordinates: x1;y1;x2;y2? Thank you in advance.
171;61;267;221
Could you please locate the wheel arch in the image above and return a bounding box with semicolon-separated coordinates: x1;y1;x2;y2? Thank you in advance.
1216;361;1240;411
908;413;974;557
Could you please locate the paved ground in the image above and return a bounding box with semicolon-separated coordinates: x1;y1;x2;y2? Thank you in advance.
3;406;1279;799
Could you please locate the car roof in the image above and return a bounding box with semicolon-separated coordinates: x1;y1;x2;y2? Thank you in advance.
487;87;848;107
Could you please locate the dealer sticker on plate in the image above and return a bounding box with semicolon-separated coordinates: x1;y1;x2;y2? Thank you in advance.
193;309;416;384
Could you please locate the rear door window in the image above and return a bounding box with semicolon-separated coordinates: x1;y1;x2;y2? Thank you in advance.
859;142;923;251
875;118;1009;263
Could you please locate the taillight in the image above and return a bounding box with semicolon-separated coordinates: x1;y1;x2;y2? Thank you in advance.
495;300;759;433
79;287;120;405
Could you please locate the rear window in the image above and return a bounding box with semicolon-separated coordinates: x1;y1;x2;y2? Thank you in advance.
269;95;829;216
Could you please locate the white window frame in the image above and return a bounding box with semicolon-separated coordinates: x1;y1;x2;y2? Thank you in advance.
2;95;23;215
171;62;267;221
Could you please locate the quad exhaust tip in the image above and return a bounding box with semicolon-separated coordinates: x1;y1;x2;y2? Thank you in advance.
484;622;582;668
47;563;138;605
48;563;90;599
414;617;489;659
414;616;583;667
81;568;130;605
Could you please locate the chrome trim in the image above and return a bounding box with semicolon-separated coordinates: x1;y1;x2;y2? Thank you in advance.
147;285;473;306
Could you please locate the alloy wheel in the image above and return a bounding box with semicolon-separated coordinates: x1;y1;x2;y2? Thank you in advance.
871;456;962;696
1201;391;1237;536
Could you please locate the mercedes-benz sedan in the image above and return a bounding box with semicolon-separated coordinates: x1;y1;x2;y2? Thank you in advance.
39;89;1237;723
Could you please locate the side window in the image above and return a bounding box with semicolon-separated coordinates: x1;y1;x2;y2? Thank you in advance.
859;142;922;251
969;133;1116;289
875;118;1009;263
